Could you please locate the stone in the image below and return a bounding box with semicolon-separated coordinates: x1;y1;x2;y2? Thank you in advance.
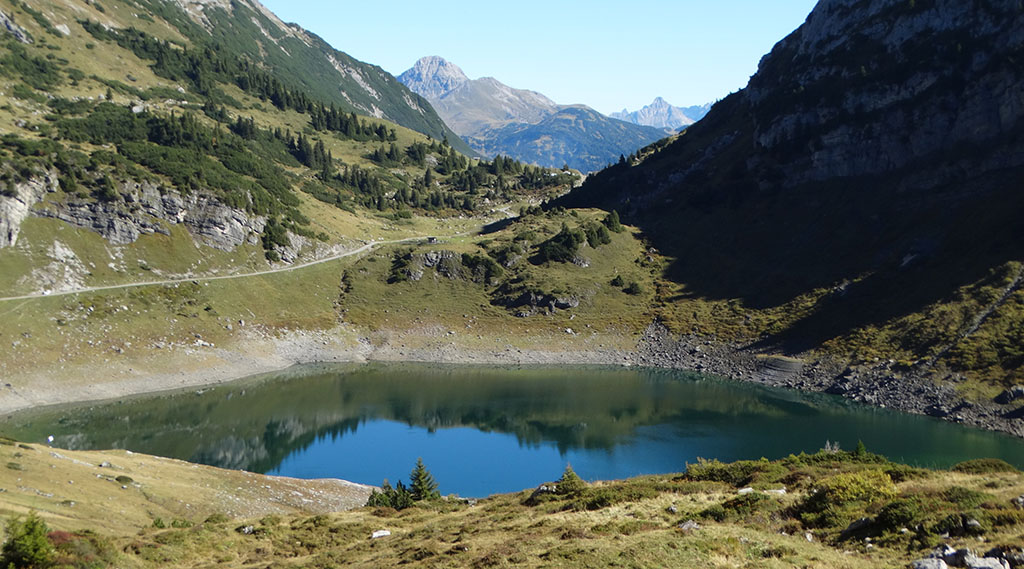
995;386;1024;404
371;529;391;539
912;560;949;569
737;487;754;494
840;517;873;537
966;558;1011;569
666;505;678;514
677;520;700;532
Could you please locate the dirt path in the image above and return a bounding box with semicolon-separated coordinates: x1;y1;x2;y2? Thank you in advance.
0;236;429;303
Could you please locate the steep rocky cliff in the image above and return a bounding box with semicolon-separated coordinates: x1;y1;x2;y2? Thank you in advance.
2;174;268;252
559;0;1024;386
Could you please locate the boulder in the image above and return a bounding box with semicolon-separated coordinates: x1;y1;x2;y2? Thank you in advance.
913;559;949;569
995;386;1024;404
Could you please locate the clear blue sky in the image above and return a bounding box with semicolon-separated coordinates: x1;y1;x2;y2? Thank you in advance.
259;0;819;115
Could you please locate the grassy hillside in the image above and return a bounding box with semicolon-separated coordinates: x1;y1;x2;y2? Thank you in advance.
0;0;580;296
2;441;1021;568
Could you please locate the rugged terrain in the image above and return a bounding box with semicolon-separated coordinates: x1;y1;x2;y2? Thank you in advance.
611;96;711;131
398;56;666;172
558;0;1024;412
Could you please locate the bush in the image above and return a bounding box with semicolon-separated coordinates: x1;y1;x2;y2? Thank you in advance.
952;458;1019;474
942;486;991;509
366;480;414;510
624;281;644;295
814;470;898;506
686;458;762;487
798;470;898;528
1;512;55;569
876;497;922;531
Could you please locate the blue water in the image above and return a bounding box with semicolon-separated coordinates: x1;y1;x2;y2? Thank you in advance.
5;363;1024;497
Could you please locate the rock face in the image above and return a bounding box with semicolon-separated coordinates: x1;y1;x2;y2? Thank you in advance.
398;56;665;171
744;0;1024;190
611;97;711;131
396;56;470;102
1;175;266;251
560;0;1024;384
0;8;32;44
0;170;59;247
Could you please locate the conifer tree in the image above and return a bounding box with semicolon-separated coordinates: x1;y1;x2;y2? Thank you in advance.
409;457;440;501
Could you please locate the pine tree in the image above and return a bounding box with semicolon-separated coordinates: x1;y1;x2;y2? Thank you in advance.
409;457;440;501
1;512;55;569
555;464;586;496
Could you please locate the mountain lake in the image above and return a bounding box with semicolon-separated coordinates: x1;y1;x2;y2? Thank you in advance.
4;362;1024;497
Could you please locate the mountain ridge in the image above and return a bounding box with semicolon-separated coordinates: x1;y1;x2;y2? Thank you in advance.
611;97;711;131
398;56;666;171
558;0;1024;389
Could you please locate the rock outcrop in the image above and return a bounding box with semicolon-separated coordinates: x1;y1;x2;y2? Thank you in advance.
0;169;59;247
0;8;33;44
2;175;266;251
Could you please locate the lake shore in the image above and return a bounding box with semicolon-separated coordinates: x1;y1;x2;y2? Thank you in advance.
2;322;1022;438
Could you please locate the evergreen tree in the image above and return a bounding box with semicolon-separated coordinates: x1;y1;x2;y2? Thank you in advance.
1;512;55;569
556;464;586;496
409;457;440;501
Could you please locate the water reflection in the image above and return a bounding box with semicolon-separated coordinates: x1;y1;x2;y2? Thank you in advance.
3;363;1023;496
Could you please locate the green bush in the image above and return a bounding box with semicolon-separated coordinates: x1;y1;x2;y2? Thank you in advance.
366;480;414;510
876;497;922;531
685;458;762;486
814;470;898;506
951;458;1019;474
942;486;991;509
1;512;55;569
624;281;644;295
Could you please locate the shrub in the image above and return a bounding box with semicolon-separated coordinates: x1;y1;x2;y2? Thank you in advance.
624;281;644;295
876;497;922;531
1;512;55;569
798;470;898;528
685;458;762;487
366;480;414;510
814;470;898;507
942;486;991;509
951;458;1019;474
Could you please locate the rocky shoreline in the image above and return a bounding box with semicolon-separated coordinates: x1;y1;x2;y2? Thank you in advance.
2;321;1022;439
634;322;1024;438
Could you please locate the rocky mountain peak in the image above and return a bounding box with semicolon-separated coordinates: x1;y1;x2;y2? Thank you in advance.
611;97;708;131
398;56;470;100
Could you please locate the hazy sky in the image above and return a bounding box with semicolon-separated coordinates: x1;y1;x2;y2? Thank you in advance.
259;1;819;115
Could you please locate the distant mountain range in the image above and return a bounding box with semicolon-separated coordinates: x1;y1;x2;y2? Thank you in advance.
611;97;711;131
398;56;666;172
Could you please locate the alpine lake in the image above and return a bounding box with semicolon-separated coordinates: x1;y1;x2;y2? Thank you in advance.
4;363;1024;498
